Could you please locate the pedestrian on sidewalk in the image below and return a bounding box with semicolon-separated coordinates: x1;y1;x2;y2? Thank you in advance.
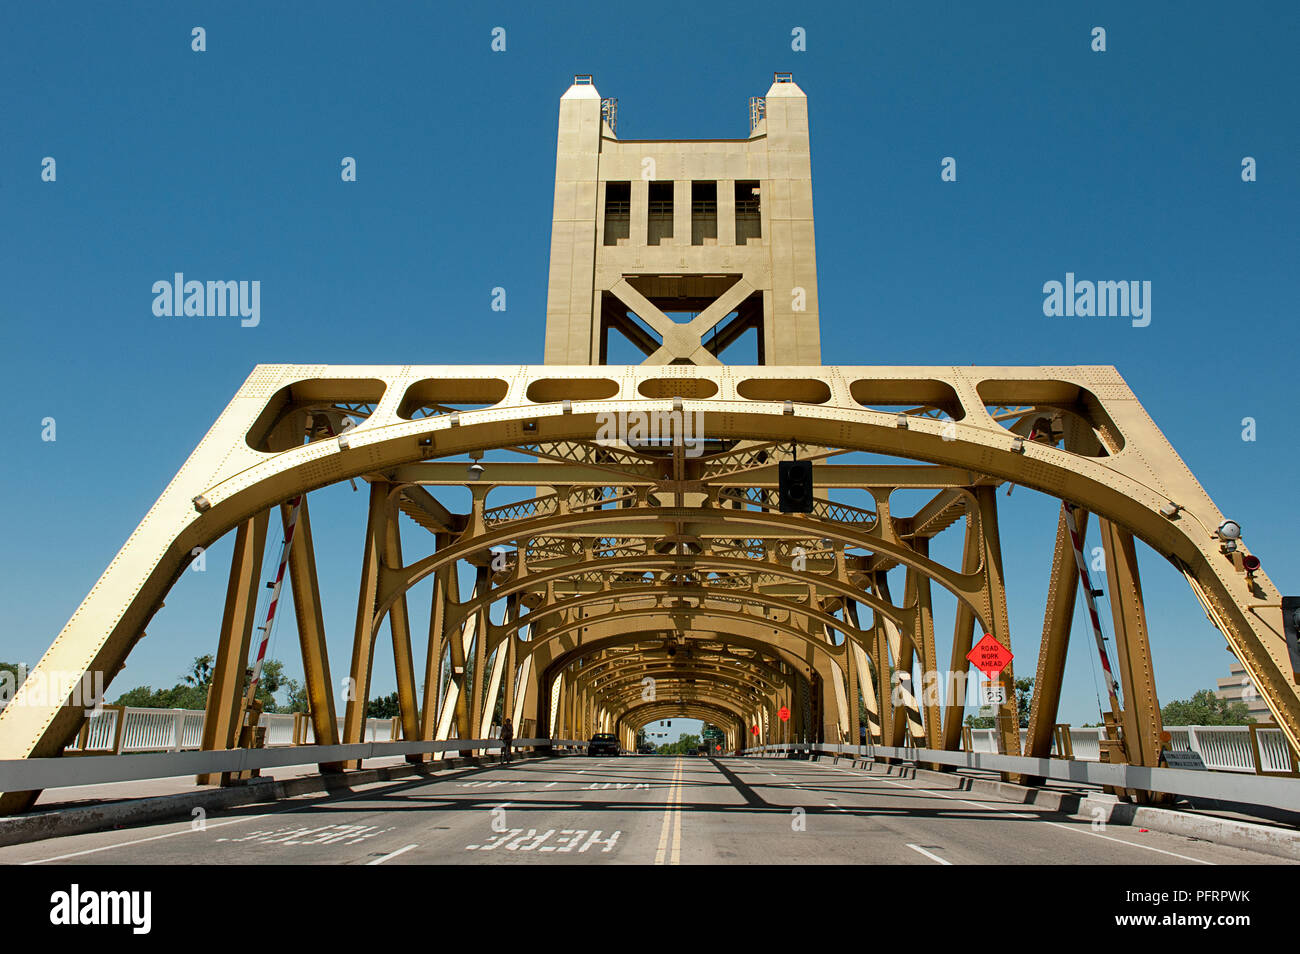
501;717;514;764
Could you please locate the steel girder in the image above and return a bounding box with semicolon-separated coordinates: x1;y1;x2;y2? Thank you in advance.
1;362;1293;813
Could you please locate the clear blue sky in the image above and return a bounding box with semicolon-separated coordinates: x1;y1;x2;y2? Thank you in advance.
2;2;1297;729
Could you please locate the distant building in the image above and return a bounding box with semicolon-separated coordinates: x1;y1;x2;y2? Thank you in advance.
1216;659;1272;722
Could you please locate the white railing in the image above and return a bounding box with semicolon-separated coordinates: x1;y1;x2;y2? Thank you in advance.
1;738;588;793
67;707;403;755
738;741;1300;813
62;708;1295;775
856;724;1292;775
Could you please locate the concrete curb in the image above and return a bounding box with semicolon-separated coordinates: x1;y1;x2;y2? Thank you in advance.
789;754;1300;862
0;753;551;848
1075;795;1300;861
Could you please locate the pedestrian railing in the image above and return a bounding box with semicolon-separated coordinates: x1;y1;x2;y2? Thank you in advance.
739;740;1300;813
63;706;535;756
0;737;588;795
754;723;1295;776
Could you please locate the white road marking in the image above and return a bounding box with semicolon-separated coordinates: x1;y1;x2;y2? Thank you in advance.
906;843;952;865
367;843;418;865
218;823;394;846
23;764;488;865
469;828;620;853
1039;821;1215;865
23;814;273;865
811;761;1218;864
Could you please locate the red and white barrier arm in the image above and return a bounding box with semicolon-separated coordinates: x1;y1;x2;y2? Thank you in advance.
1062;501;1122;715
244;494;303;705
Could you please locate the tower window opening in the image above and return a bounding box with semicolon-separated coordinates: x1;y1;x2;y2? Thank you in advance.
735;181;761;244
691;181;717;246
603;181;631;246
648;181;674;245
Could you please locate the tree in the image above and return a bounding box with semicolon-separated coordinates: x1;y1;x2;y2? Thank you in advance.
366;691;400;720
1016;677;1034;728
184;655;214;689
657;733;702;755
112;683;206;709
112;657;295;712
1161;689;1255;726
964;714;995;729
251;659;287;712
281;677;311;714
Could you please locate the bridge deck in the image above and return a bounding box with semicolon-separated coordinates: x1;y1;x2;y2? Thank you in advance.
0;756;1287;866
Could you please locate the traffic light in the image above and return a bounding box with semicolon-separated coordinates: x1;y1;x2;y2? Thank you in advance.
779;459;814;513
1283;596;1300;677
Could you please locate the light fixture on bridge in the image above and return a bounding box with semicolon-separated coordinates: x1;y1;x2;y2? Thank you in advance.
1217;520;1242;553
468;450;485;480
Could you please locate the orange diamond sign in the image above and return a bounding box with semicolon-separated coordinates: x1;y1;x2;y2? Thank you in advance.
966;634;1013;678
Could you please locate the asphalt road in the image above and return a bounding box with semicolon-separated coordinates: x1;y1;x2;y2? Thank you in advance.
0;756;1288;865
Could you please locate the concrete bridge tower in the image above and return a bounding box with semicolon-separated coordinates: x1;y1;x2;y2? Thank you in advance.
544;73;821;367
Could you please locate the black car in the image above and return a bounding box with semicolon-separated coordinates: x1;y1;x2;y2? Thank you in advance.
588;733;620;756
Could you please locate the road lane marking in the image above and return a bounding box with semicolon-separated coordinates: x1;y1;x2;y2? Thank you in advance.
906;843;952;865
811;761;1218;864
671;768;682;865
655;758;683;865
217;823;394;846
23;814;274;865
654;758;679;864
22;763;497;865
469;829;620;853
367;843;418;865
1039;821;1214;864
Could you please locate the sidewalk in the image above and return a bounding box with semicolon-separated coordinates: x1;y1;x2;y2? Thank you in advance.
28;754;426;812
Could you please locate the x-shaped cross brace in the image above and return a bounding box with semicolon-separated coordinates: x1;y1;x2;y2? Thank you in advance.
608;277;757;365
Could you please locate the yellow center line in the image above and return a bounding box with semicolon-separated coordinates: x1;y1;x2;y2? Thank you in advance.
671;759;683;865
655;757;683;865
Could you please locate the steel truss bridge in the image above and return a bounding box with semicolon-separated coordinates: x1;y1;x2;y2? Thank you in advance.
1;73;1296;818
0;362;1295;813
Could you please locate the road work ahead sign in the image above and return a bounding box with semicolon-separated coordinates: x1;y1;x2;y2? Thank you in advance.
966;634;1013;678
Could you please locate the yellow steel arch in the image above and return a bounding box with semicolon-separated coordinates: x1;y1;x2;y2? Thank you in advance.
0;363;1292;814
